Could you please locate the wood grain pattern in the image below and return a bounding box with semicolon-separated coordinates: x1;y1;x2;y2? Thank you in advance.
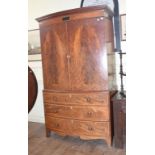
43;92;69;103
68;17;108;91
70;92;109;105
45;104;110;121
43;91;109;105
40;23;69;90
45;116;111;144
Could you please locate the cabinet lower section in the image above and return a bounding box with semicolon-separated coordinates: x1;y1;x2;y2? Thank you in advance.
43;91;112;146
45;116;111;145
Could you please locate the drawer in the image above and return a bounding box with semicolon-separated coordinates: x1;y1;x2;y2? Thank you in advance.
45;116;110;138
43;92;109;105
43;92;69;103
70;92;109;105
45;104;110;121
46;116;71;134
72;120;111;137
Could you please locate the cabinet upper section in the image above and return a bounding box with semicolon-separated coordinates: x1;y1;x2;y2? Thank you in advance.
36;6;113;26
37;6;115;92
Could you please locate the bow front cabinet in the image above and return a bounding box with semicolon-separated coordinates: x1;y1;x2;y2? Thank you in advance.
37;6;117;146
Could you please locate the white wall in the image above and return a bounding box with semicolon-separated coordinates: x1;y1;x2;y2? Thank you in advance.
28;0;126;123
28;0;81;29
119;0;126;14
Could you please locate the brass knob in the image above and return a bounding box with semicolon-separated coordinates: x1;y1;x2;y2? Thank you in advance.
55;123;60;127
86;97;91;102
87;111;93;116
88;127;93;131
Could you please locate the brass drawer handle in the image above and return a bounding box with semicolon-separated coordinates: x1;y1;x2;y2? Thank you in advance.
55;123;60;127
86;97;91;103
87;111;93;116
88;127;94;131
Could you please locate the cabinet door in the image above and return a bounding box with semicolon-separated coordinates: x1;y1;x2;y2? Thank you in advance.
68;17;108;91
40;23;69;90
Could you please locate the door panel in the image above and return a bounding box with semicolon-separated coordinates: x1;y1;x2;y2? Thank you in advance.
68;18;108;91
40;23;69;90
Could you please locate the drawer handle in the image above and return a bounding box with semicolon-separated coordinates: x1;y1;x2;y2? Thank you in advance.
88;127;94;131
55;123;60;127
87;112;93;116
86;97;91;103
53;96;58;101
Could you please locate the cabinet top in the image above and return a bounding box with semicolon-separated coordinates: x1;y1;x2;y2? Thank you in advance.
36;5;113;22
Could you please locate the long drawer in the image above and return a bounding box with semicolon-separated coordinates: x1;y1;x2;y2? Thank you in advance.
45;116;110;138
45;104;110;121
43;91;109;105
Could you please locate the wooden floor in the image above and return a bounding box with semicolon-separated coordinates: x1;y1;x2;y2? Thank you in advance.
29;122;125;155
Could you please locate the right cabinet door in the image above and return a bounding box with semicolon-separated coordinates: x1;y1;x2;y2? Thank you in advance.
68;17;108;91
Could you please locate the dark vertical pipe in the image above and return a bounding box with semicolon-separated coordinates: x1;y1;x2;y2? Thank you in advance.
113;0;125;97
113;0;121;52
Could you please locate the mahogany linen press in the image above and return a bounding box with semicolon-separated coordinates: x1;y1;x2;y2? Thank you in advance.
37;6;117;146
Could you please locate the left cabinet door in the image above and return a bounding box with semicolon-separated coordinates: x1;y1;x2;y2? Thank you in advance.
40;23;69;91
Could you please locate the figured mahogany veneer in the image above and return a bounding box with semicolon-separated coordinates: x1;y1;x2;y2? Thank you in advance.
37;6;115;146
43;92;109;105
46;116;111;143
45;104;110;121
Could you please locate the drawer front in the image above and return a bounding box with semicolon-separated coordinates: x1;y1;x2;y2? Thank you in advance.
43;92;69;103
43;92;109;105
46;116;71;134
45;116;110;137
70;92;109;105
72;120;110;137
45;104;110;121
